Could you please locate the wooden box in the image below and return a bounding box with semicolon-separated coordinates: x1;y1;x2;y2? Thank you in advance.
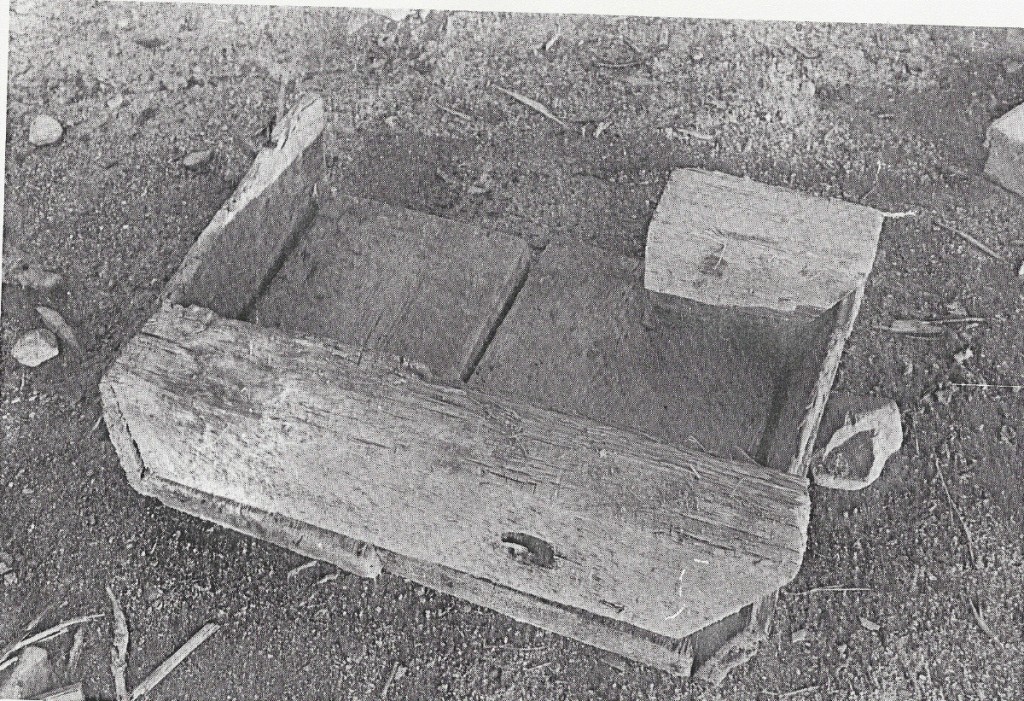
100;95;883;681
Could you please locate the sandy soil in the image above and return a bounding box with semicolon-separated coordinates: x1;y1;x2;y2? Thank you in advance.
2;2;1022;699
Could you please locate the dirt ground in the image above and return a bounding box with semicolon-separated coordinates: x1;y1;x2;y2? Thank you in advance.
2;2;1022;699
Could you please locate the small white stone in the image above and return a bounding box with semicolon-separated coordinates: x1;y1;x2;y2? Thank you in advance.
182;149;213;169
29;115;63;146
12;328;59;367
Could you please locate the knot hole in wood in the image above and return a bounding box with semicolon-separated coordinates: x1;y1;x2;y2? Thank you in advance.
501;532;556;568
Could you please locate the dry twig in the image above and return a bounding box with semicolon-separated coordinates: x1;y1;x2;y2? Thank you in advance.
379;663;406;699
933;459;978;569
66;626;86;674
949;382;1024;391
130;622;220;700
784;586;871;596
495;87;568;129
438;105;472;121
935;221;1006;262
23;605;56;633
286;560;319;580
36;306;83;354
0;656;18;676
107;587;130;701
0;614;103;664
925;317;988;325
968;597;1003;647
878;319;946;336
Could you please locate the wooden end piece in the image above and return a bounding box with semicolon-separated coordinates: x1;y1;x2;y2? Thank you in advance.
164;93;327;317
644;169;884;314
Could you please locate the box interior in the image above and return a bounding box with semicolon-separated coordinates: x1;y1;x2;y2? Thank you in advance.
173;185;831;465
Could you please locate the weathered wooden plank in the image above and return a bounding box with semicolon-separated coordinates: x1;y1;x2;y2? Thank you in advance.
164;94;326;318
102;466;696;676
471;243;798;460
644;169;883;314
247;193;530;383
985;102;1024;197
103;304;809;639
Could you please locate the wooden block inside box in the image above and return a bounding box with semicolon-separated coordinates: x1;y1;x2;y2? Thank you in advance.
101;94;884;680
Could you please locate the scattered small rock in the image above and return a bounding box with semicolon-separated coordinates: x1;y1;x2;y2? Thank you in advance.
934;385;957;406
134;100;157;126
143;583;163;604
182;149;214;170
28;115;63;146
36;306;82;354
467;165;495;195
12;329;60;367
133;36;166;49
954;347;974;365
812;394;902;491
6;261;62;291
107;95;125;111
944;299;968;317
0;646;53;699
791;627;810;643
859;616;881;632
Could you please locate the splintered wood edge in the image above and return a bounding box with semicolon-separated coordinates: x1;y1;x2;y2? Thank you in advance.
163;93;326;308
787;289;863;477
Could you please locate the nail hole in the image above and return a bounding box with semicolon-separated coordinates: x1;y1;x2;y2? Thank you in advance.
501;532;555;568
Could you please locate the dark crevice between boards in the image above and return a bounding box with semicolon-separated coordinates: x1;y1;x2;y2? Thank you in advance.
753;311;826;470
460;253;531;383
238;198;320;324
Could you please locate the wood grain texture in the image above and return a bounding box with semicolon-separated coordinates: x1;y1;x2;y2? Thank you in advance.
985;103;1024;197
103;469;695;677
248;193;530;383
471;243;798;460
164;94;326;317
103;304;809;639
644;169;883;313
